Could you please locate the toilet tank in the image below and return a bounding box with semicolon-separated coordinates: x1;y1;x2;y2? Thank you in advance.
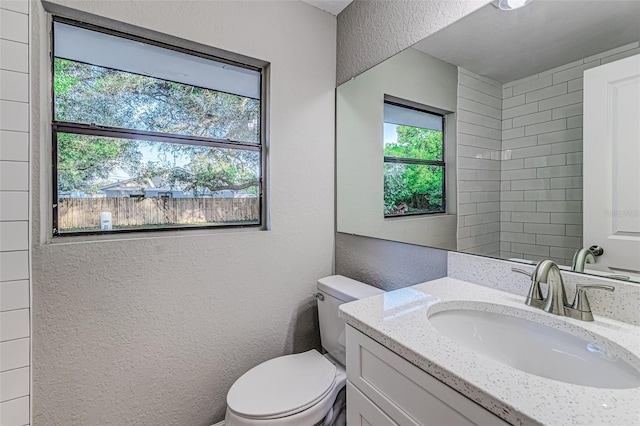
316;275;384;366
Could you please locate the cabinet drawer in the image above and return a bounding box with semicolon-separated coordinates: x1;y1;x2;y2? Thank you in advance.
346;326;510;426
347;381;398;426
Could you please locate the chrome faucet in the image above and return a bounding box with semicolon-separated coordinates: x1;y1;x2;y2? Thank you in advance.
513;260;615;321
571;247;596;272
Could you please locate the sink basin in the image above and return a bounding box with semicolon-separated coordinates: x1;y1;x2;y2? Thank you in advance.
428;306;640;389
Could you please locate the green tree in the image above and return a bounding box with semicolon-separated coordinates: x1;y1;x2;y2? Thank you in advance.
54;58;260;195
383;125;444;215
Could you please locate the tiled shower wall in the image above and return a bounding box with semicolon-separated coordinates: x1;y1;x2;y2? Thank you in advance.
456;68;502;257
498;42;640;265
0;1;31;425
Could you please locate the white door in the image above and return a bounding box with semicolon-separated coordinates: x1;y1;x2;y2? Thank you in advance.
584;54;640;274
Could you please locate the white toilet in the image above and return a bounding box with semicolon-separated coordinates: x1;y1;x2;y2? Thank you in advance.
225;275;384;426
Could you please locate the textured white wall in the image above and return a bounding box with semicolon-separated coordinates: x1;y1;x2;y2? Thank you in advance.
337;48;458;249
336;0;491;85
0;0;31;424
29;1;336;425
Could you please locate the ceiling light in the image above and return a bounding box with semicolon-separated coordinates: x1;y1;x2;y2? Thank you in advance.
498;0;533;10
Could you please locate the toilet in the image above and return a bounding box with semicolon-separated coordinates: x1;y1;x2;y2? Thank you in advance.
225;275;384;426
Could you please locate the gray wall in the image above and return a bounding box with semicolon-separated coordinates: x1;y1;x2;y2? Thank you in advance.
30;1;336;425
335;233;448;291
0;2;31;424
336;0;491;84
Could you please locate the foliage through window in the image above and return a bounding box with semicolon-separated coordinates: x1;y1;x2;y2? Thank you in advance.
383;102;445;217
52;20;264;235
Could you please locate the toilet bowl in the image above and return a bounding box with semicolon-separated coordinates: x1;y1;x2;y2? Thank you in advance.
224;275;384;426
225;350;346;426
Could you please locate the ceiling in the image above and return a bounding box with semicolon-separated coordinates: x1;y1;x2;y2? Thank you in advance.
301;0;353;15
413;0;640;83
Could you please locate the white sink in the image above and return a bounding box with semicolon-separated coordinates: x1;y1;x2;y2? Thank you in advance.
428;306;640;389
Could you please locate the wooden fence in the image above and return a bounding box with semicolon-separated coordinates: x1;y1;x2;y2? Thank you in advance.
58;197;259;230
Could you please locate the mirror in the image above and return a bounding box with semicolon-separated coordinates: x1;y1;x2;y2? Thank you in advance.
336;0;640;282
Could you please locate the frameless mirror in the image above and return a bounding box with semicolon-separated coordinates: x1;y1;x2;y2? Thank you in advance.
336;0;640;282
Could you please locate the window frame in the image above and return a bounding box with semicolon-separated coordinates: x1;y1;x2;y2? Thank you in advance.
50;17;268;237
383;100;447;218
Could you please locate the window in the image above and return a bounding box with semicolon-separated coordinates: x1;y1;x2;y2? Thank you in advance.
52;19;265;235
383;102;445;217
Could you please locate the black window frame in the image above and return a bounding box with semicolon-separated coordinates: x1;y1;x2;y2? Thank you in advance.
383;100;447;218
51;17;267;236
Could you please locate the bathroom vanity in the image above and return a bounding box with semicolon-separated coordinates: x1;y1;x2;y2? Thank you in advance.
339;276;640;425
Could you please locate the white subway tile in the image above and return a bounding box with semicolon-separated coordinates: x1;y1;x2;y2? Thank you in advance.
476;202;500;214
567;115;583;129
566;152;583;165
0;161;28;190
458;121;502;140
524;154;566;169
459;109;501;129
501;191;523;201
458;227;470;239
500;181;511;191
501;231;535;244
459;97;501;119
525;118;566;136
511;242;550;257
0;0;29;14
0;70;28;103
502;94;525;110
551;212;582;224
0;309;28;342
458;157;500;171
525;83;567;103
502;119;512;130
524;189;566;201
0;221;27;251
523;223;566;235
501;222;523;233
537;201;582;213
476;170;501;180
513;110;552;128
502;159;523;171
600;47;640;65
540;58;585;77
537;234;581;248
0;191;28;221
0;337;28;371
502;127;525;141
511;212;551;223
0;101;28;132
459;72;502;98
550;246;580;259
566;188;583;201
539;91;583;111
552;62;599;85
0;395;29;426
538;128;582;145
511;179;549;191
552;103;582;120
502;168;536;181
0;366;28;402
0;251;28;282
504;134;539;150
502;86;513;99
550;177;582;189
458;85;501;109
470;191;500;203
0;9;28;43
0;131;28;161
503;73;540;89
0;39;27;73
500;211;511;221
500;201;537;212
551;140;583;156
0;280;28;311
460;68;502;88
567;78;583;93
458;203;477;216
503;101;537;119
566;224;582;237
470;222;500;236
513;74;552;96
510;144;551;159
537;164;581;179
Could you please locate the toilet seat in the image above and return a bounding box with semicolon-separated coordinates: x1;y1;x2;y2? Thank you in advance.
226;350;346;426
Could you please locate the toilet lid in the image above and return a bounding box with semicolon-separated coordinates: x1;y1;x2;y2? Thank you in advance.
227;349;337;419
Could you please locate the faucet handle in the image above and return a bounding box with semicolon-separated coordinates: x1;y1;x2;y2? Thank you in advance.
512;268;532;278
571;284;615;312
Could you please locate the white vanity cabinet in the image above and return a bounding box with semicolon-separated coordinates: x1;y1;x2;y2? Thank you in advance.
345;326;510;426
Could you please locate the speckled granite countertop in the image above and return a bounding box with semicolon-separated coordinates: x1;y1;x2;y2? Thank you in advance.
339;278;640;426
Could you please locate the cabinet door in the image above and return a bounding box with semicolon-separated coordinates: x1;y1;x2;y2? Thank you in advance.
346;326;510;426
347;381;398;426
